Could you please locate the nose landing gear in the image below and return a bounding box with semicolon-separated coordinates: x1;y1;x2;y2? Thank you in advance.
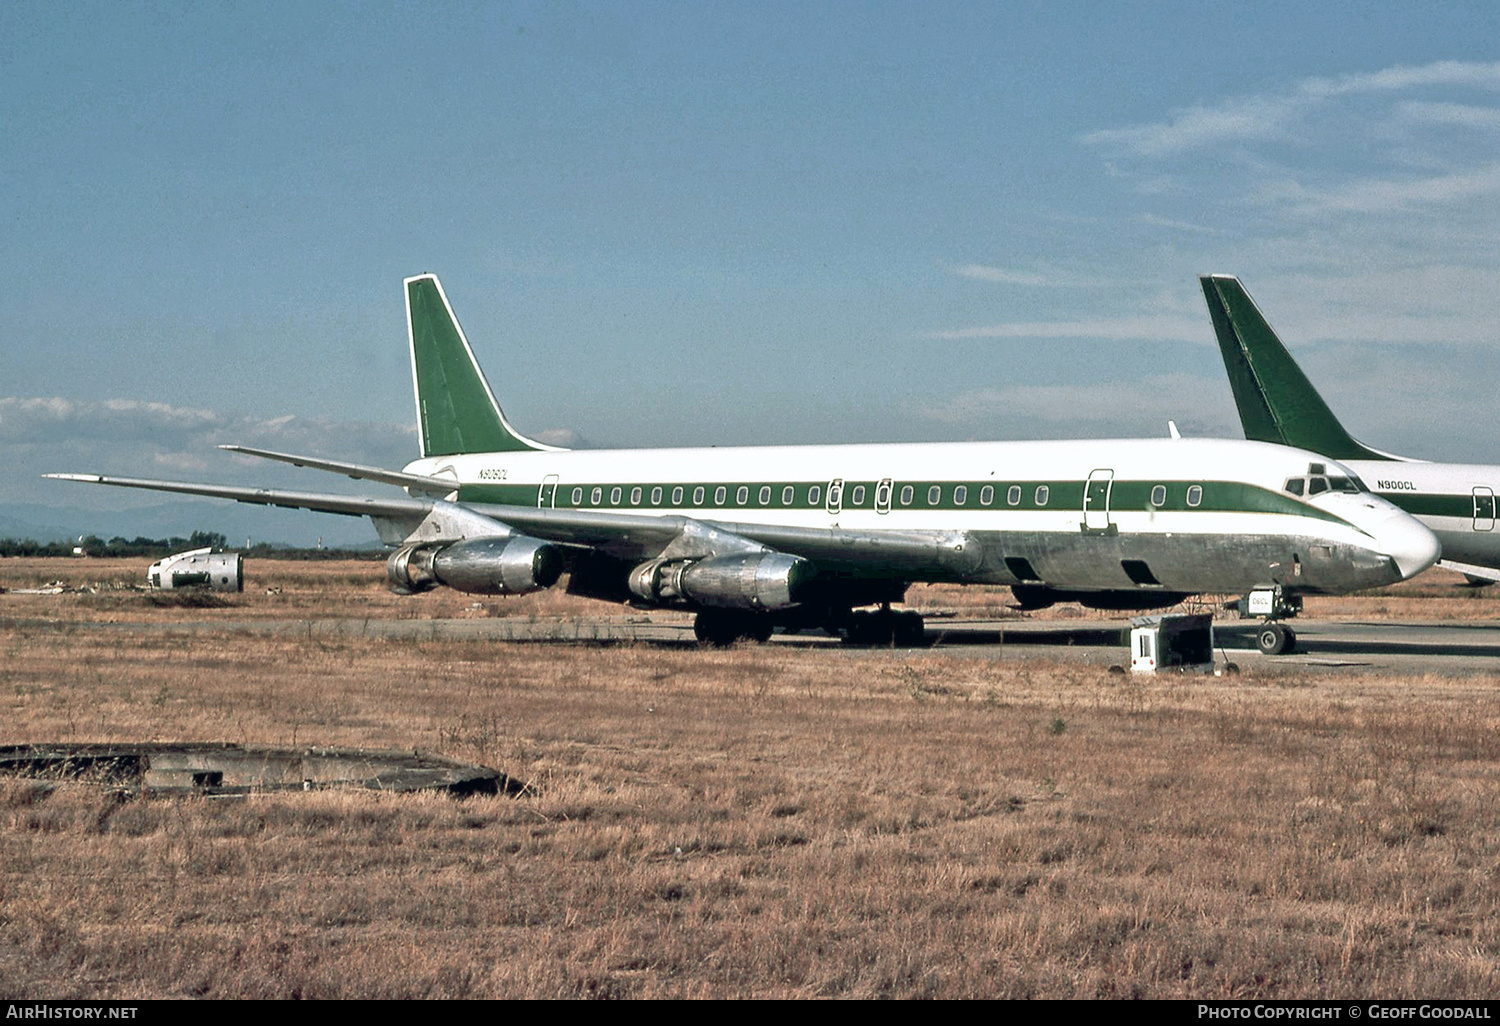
1236;586;1302;656
1255;622;1297;655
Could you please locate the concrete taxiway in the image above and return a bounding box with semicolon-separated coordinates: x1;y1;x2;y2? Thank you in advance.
925;617;1500;674
27;611;1500;676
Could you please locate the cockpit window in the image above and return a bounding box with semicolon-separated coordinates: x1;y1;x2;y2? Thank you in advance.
1287;472;1367;498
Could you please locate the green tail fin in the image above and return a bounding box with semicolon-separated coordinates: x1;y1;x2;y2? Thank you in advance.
1200;274;1391;462
405;274;559;457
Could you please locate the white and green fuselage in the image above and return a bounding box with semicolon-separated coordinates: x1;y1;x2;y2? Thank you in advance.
403;435;1435;600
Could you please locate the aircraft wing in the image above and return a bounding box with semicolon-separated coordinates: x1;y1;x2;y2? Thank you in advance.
43;473;435;520
463;503;981;575
46;471;978;577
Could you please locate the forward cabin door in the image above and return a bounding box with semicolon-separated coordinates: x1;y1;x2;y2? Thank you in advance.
1084;469;1114;532
1474;487;1495;532
538;474;559;508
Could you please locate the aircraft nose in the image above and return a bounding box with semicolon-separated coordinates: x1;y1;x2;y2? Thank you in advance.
1375;509;1441;580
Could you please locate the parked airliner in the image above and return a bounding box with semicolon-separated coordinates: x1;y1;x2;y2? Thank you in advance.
48;275;1439;651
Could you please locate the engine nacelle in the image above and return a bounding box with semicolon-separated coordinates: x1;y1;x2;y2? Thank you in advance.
1011;584;1189;612
147;549;244;592
387;536;563;596
629;552;812;611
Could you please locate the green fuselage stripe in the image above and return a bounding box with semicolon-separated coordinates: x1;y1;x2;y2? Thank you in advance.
456;478;1347;525
1380;492;1491;520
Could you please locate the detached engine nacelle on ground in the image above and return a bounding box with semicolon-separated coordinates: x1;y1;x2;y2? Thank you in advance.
387;536;563;595
628;552;813;611
148;548;244;592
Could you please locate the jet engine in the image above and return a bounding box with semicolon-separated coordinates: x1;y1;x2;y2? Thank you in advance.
628;552;812;611
147;548;244;592
387;536;563;595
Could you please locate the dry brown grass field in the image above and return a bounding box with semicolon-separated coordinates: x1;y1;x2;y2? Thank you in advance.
2;558;1499;998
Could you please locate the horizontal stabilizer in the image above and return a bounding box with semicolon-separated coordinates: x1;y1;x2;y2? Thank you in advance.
218;445;458;494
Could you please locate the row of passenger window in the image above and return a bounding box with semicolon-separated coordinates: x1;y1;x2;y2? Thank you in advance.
569;484;798;507
562;482;1205;509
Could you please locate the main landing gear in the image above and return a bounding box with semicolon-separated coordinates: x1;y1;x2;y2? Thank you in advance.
691;605;928;648
842;605;926;647
693;609;774;646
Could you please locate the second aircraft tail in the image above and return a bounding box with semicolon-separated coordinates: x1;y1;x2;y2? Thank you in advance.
1199;274;1392;463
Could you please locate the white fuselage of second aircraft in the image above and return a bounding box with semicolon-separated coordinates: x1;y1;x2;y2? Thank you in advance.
1335;460;1500;571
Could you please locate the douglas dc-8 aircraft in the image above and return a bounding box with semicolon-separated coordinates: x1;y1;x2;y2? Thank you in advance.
49;275;1439;651
1202;274;1500;587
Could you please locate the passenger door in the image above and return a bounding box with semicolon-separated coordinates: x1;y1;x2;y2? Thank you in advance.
1474;487;1495;532
1084;469;1114;532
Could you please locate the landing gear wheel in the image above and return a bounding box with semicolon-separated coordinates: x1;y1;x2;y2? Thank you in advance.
842;610;882;646
694;610;773;646
694;611;736;646
894;611;926;647
843;609;926;647
1256;623;1297;655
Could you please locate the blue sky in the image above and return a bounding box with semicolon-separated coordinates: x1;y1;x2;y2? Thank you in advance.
4;2;1499;543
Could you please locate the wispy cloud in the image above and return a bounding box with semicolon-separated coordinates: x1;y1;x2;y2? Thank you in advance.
1060;56;1500;360
1264;161;1500;215
4;397;425;506
532;427;583;448
1395;100;1500;130
907;373;1240;438
1085;60;1500;158
1302;61;1500;97
1084;95;1297;156
0;397;220;442
1;397;414;457
925;316;1206;343
952;265;1069;287
1132;213;1224;234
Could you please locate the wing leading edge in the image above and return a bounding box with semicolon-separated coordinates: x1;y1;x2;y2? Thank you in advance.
44;468;976;577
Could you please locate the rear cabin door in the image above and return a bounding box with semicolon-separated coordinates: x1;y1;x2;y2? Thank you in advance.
538;474;559;508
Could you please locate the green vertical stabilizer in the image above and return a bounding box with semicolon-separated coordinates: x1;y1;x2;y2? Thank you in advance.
1200;275;1390;462
405;274;555;457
